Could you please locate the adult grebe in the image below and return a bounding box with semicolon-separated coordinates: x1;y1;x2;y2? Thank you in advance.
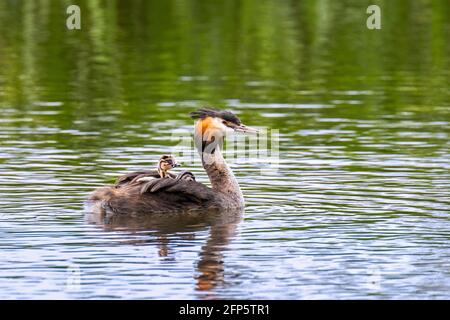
87;108;257;215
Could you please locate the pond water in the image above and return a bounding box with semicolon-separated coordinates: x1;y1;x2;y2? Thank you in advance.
0;1;449;299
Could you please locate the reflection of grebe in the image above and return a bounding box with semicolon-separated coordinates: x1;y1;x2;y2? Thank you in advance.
88;108;257;215
85;207;243;294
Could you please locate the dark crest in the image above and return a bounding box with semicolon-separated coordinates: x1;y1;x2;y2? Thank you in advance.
190;108;241;125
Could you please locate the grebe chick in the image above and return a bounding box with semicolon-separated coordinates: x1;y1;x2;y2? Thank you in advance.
114;155;179;187
138;170;196;194
134;155;180;183
176;171;196;181
157;155;179;178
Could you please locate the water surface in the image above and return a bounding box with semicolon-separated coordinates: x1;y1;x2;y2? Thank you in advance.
0;0;449;299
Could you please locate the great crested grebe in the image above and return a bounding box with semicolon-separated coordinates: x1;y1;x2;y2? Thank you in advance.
87;108;257;215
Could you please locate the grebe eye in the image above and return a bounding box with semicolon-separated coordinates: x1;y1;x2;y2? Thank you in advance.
222;121;227;125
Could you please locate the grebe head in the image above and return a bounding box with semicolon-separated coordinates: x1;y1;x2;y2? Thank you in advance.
190;108;258;139
158;155;179;178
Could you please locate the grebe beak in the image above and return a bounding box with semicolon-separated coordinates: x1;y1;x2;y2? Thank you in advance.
234;124;259;134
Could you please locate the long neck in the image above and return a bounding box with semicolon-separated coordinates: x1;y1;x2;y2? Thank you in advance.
194;125;244;205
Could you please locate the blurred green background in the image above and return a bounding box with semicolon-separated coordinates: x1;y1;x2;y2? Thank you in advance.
0;0;448;131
